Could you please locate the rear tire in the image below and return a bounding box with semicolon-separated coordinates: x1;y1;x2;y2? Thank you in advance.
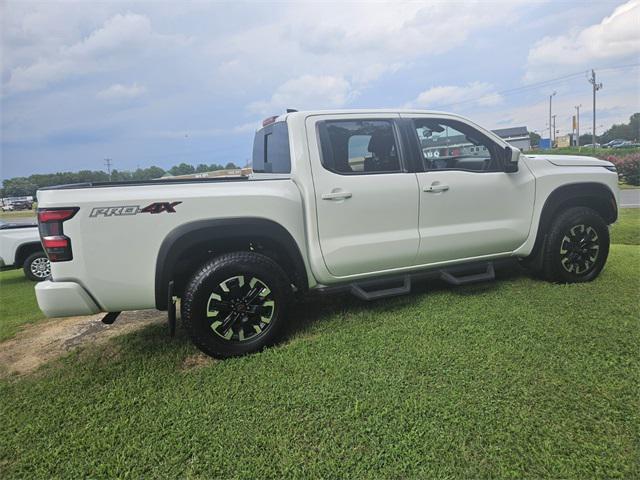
181;251;292;358
541;206;609;283
23;251;51;282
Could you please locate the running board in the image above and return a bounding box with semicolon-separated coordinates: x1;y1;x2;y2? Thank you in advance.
350;276;411;301
439;262;495;286
319;260;503;302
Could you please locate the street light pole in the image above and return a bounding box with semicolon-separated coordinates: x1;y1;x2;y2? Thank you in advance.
552;114;556;145
548;91;556;149
575;105;581;149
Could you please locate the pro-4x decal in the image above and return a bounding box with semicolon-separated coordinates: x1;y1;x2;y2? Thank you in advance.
140;202;182;214
89;202;182;217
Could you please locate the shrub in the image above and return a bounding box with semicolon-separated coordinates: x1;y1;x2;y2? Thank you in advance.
607;154;640;186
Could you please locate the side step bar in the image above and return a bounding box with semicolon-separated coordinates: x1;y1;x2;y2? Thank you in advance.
439;262;495;286
335;261;498;301
350;276;412;301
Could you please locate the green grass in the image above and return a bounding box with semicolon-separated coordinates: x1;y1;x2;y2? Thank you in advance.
611;209;640;245
0;210;36;220
1;261;639;476
0;212;638;478
0;269;43;341
619;183;639;190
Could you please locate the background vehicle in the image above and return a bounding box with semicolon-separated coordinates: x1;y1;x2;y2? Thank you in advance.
34;109;619;358
612;141;634;148
603;139;626;148
11;200;34;211
0;221;50;281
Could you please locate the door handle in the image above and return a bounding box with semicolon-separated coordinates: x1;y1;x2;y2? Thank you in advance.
423;184;449;193
322;191;352;200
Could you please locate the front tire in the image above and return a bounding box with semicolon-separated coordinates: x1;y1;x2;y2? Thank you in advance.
181;251;292;358
542;206;609;283
23;251;51;282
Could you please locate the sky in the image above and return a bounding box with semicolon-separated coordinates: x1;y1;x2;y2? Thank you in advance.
1;0;639;180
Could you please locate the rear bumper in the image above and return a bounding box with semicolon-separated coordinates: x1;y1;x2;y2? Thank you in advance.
35;280;101;317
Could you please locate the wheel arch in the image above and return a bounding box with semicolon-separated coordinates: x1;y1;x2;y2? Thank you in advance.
15;242;45;266
529;182;617;261
155;217;308;310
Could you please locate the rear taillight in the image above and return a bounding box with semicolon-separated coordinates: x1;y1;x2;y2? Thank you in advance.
37;207;78;262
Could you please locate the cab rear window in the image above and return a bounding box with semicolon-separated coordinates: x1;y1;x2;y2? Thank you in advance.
252;122;291;173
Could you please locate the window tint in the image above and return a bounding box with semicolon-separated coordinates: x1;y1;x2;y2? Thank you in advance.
413;119;502;172
319;120;400;174
252;122;291;173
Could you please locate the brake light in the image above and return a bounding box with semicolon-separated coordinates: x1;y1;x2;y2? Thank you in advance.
262;115;278;127
38;208;78;223
37;207;78;262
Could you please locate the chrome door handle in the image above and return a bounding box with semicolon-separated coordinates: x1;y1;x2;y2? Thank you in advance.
322;191;352;200
423;184;449;193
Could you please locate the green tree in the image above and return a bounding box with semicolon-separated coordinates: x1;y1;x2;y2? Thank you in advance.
529;131;541;148
599;113;640;144
169;163;195;176
2;178;38;197
225;162;238;169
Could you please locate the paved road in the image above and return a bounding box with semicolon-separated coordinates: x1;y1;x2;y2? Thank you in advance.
620;189;640;208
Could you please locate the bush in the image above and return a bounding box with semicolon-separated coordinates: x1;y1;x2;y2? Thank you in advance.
607;153;640;186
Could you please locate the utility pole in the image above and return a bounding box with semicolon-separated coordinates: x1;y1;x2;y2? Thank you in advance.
104;158;113;181
575;105;581;149
548;91;556;148
552;114;556;145
588;69;603;150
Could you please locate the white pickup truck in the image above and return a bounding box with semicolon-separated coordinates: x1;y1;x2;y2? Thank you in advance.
35;110;619;358
0;220;51;281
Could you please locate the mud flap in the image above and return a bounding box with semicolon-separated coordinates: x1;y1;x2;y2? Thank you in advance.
167;280;176;337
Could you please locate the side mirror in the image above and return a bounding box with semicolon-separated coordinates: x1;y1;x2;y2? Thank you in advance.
504;146;520;173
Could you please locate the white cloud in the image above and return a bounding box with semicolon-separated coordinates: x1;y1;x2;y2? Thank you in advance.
247;75;354;114
526;0;640;80
150;121;260;139
97;83;146;100
5;12;189;93
410;82;504;109
214;1;528;104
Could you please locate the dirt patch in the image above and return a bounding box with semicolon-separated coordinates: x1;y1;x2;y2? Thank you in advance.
0;310;165;378
181;352;216;371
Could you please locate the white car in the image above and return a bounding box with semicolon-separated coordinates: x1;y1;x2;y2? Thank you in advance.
0;220;50;281
34;109;619;357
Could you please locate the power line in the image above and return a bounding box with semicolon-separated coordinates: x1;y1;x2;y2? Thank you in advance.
437;62;639;110
588;69;603;150
104;158;113;181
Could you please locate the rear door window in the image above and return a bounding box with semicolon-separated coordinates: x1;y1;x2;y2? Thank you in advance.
318;120;401;174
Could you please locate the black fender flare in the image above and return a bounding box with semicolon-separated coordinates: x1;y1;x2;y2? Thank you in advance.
529;182;617;260
155;217;307;310
14;241;44;266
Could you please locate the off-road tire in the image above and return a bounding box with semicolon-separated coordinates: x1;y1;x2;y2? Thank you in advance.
181;251;292;358
541;206;609;283
23;251;51;282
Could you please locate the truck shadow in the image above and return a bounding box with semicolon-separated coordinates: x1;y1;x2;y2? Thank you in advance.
285;262;526;339
115;263;527;362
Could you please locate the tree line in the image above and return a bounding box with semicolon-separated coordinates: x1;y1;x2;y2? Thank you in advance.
1;162;239;198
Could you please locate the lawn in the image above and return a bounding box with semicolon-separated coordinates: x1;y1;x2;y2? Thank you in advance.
0;210;37;220
611;208;640;245
0;215;638;478
0;269;42;341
